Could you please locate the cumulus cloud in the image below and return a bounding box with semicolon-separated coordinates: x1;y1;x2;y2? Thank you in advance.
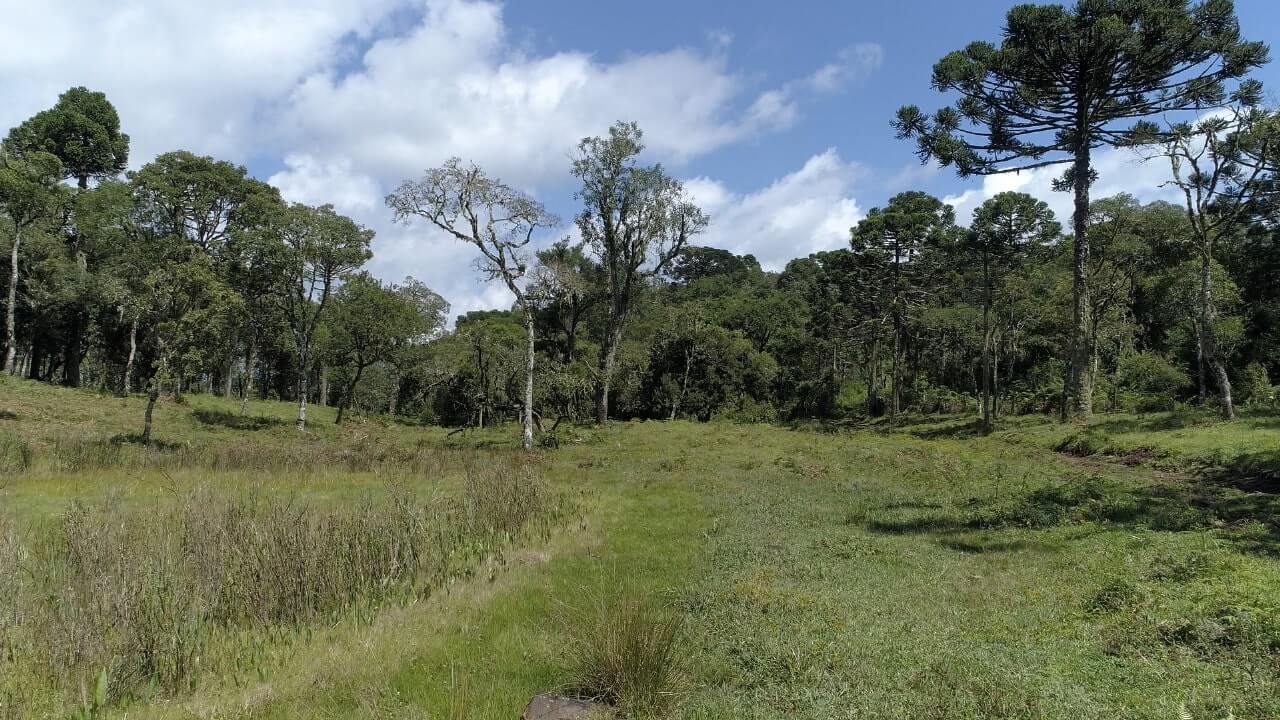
277;0;836;188
0;0;882;313
685;149;865;270
943;145;1182;226
269;154;382;214
0;0;400;163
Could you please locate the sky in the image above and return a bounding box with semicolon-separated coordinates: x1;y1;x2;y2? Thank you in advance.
4;0;1280;317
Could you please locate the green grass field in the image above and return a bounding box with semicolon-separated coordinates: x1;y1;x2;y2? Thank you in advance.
2;376;1279;719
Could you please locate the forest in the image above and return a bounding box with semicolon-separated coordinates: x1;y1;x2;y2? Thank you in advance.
5;97;1280;448
3;1;1280;718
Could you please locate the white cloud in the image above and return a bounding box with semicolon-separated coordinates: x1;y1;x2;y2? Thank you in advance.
944;145;1182;226
0;0;881;313
269;154;382;214
685;149;865;270
0;0;401;164
805;44;884;93
277;0;827;188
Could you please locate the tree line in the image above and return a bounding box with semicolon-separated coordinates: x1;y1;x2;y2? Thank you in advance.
3;0;1279;448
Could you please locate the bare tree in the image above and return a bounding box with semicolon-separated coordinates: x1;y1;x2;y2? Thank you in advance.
388;159;558;450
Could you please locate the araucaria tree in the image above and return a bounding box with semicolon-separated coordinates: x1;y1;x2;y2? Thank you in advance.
387;158;557;450
279;203;373;431
572;121;709;425
893;0;1267;419
851;192;956;418
4;86;129;189
969;192;1060;431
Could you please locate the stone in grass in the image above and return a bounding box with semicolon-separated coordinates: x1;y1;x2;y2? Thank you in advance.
520;692;610;720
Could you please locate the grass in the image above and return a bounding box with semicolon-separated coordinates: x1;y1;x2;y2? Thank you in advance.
867;406;1280;476
1;375;1279;718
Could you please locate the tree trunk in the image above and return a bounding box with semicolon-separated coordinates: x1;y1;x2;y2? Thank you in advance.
27;342;43;380
296;356;309;431
123;317;137;396
672;345;693;421
1066;143;1094;420
1194;319;1207;407
3;227;20;375
595;318;625;426
142;382;159;446
891;313;903;418
240;341;257;416
1197;250;1234;419
522;312;535;450
223;355;235;399
62;310;84;387
867;334;881;415
388;370;402;416
992;337;1001;420
337;364;366;425
318;366;329;407
980;254;993;433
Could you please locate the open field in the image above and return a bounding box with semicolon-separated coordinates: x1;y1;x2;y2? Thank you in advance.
2;377;1279;719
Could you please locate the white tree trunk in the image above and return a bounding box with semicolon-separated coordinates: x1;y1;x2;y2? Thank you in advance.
123;317;137;395
522;312;535;450
4;228;21;375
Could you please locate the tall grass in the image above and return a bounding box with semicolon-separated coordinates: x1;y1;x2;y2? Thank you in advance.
5;430;515;477
562;587;686;716
0;459;550;716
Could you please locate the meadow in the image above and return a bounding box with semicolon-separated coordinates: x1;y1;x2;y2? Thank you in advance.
2;376;1279;719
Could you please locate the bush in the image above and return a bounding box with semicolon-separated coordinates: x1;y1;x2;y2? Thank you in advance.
1116;352;1189;410
562;587;685;715
1239;362;1274;407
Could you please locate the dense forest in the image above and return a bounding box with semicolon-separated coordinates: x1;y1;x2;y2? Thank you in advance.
2;1;1279;452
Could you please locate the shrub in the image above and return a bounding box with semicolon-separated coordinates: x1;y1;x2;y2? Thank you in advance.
562;587;685;715
1116;352;1189;410
1239;362;1274;407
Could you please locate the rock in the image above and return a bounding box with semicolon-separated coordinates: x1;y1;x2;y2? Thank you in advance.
520;692;608;720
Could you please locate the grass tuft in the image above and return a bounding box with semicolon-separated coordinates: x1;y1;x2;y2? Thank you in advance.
561;586;686;716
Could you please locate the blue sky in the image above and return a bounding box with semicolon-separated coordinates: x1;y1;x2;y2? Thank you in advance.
4;0;1280;314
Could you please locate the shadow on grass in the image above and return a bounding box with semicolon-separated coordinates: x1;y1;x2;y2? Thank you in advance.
108;433;183;451
192;408;285;431
860;463;1280;556
0;410;16;420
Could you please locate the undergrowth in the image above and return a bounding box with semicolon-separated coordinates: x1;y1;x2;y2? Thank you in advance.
0;460;553;717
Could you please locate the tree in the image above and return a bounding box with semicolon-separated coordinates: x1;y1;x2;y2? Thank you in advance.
387;158;558;450
387;276;449;415
893;0;1267;419
278;204;373;430
5;87;129;189
530;239;601;365
851;192;956;417
129;151;281;393
572;121;708;425
137;255;233;445
0;149;66;374
322;273;424;424
1136;108;1279;418
969;192;1060;430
